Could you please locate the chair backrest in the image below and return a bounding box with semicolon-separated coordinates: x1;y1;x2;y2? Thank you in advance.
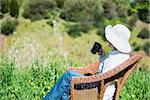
70;54;142;100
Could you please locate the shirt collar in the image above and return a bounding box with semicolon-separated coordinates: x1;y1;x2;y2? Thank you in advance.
109;50;120;55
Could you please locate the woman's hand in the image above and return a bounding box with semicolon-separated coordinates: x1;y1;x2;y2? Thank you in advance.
98;48;105;57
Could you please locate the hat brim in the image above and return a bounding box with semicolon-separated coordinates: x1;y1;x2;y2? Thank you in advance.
105;25;132;53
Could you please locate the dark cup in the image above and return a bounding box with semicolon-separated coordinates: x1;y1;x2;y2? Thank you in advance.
91;42;102;54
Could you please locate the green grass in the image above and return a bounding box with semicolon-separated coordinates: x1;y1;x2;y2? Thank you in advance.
0;56;81;99
0;57;150;100
0;1;150;99
120;68;150;100
0;14;149;100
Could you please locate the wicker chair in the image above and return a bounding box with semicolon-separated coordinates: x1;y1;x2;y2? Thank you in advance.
68;54;142;100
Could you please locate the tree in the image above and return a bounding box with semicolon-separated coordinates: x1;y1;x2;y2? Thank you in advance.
137;0;150;23
61;0;103;32
0;0;9;13
129;0;150;23
23;0;57;21
9;0;19;18
1;17;18;35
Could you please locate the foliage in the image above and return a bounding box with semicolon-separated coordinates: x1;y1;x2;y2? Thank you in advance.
130;0;150;23
46;11;61;26
22;0;57;21
137;0;150;23
137;28;149;39
103;0;129;20
0;0;9;13
17;0;25;7
61;0;103;32
9;0;19;18
0;56;80;99
132;40;150;56
143;41;150;56
0;57;149;99
1;17;18;35
67;24;82;38
55;0;64;9
0;12;4;19
96;18;125;41
132;42;142;51
120;68;150;99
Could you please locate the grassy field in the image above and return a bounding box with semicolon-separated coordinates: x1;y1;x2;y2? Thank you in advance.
0;17;150;99
0;57;150;100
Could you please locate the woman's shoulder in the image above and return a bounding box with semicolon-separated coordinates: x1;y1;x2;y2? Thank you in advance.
108;50;130;62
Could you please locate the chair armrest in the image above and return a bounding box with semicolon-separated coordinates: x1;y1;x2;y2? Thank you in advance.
67;61;100;74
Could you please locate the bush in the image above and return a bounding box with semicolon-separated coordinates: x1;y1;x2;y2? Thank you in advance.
9;0;19;18
143;41;150;56
23;0;57;21
129;0;150;23
138;9;150;23
103;0;129;20
0;12;4;19
137;0;150;23
1;17;18;35
132;40;150;56
67;24;82;38
0;0;9;13
103;0;117;19
132;42;142;51
61;0;103;32
137;28;149;39
55;0;64;9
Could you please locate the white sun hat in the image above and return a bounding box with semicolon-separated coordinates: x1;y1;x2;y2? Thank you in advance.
105;24;132;53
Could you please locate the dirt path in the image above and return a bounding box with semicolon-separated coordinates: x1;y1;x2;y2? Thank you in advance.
0;34;7;49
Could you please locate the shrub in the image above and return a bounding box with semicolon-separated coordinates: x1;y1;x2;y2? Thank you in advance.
55;0;64;9
61;0;103;32
137;0;150;23
138;8;150;23
17;0;25;7
1;17;18;35
0;12;4;19
132;42;141;51
23;0;57;21
137;28;149;39
103;0;117;19
132;41;148;52
9;0;19;18
128;1;138;16
103;0;129;20
129;0;150;23
0;0;9;13
67;24;82;38
46;10;61;26
143;41;150;56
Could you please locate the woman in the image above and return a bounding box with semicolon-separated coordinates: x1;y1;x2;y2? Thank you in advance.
43;24;132;100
